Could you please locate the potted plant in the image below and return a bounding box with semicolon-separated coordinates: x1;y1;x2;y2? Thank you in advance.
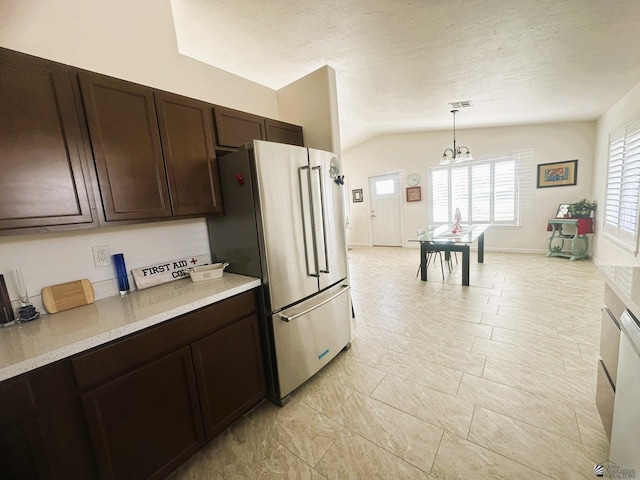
568;198;596;218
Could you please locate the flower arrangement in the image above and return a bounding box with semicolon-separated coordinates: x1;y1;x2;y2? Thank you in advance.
568;199;596;218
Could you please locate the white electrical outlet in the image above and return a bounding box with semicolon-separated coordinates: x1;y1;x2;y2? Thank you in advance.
92;245;111;267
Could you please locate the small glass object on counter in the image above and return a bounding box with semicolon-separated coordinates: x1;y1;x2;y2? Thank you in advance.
10;266;40;322
113;253;130;295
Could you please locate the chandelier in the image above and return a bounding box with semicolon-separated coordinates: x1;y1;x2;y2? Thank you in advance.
440;109;473;165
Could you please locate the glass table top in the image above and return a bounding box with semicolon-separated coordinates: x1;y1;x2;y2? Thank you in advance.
412;224;489;244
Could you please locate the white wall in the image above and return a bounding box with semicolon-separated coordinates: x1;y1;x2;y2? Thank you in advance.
0;0;278;117
342;121;596;252
277;66;342;154
0;0;339;306
0;219;209;302
592;80;640;266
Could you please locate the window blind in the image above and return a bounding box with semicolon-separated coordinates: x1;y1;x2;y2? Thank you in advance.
604;119;640;250
429;155;519;225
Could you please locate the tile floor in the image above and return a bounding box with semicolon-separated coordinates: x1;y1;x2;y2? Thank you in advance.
168;247;608;479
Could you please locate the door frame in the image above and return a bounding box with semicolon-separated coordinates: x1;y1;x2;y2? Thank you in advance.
367;170;404;246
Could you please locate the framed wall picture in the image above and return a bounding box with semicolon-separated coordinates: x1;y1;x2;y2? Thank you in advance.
537;159;578;188
352;188;363;203
406;186;421;202
555;203;571;218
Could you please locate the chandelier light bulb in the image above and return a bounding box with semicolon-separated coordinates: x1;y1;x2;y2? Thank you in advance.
440;109;472;165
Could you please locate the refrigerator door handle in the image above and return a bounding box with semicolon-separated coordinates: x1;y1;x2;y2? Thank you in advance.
279;285;350;322
311;165;330;274
299;165;320;278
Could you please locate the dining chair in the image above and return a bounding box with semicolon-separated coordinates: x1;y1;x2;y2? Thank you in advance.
428;224;457;272
416;229;446;281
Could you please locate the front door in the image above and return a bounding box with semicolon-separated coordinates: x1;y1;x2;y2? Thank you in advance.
369;173;402;246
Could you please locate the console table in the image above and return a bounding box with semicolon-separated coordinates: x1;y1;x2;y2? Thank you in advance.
546;218;594;261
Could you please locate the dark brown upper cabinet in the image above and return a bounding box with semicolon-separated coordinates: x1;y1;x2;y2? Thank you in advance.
213;106;304;149
154;92;222;216
78;71;173;222
0;48;95;232
213;106;266;148
79;72;223;221
265;118;305;146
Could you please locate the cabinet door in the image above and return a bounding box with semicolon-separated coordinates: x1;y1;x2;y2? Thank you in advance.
0;375;53;480
81;347;204;480
192;314;265;439
0;48;94;231
0;418;52;480
213;106;266;148
265;118;304;146
155;92;223;215
79;71;172;221
29;359;98;479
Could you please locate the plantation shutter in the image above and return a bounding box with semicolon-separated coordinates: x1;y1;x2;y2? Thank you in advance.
429;155;519;225
431;169;449;223
494;159;517;223
604;119;640;250
471;163;491;222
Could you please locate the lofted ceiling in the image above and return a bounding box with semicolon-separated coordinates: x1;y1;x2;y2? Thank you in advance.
170;0;640;150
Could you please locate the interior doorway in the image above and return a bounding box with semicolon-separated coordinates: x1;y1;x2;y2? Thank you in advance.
369;173;402;246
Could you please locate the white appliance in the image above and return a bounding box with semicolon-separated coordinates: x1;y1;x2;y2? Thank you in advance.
609;309;640;473
207;140;351;405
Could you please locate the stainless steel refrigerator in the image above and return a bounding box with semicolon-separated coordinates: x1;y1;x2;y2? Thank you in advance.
207;140;351;406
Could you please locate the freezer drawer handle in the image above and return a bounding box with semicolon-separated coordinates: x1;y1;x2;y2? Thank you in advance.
279;285;351;322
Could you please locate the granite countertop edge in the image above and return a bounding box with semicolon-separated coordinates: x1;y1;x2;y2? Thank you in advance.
0;274;261;382
599;265;640;320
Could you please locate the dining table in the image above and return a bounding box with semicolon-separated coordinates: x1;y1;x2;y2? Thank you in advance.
410;224;489;286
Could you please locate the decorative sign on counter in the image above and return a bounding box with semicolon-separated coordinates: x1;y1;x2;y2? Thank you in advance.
132;254;210;290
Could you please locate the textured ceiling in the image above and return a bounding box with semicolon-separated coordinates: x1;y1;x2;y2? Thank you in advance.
170;0;640;150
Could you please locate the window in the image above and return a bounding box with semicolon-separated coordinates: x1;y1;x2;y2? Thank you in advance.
603;119;640;251
430;155;519;225
375;179;394;195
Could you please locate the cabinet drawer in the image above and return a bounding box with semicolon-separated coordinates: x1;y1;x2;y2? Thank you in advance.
72;290;256;389
600;307;621;386
0;376;36;428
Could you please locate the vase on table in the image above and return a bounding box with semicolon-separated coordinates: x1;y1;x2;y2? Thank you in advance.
452;208;462;233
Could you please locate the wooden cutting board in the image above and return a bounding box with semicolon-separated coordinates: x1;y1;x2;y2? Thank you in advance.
42;279;95;313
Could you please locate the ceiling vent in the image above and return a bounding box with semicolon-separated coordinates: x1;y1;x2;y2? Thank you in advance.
449;100;473;109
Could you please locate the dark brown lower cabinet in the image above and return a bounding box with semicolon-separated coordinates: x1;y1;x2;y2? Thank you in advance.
28;360;97;479
192;314;266;439
81;347;204;480
0;418;52;480
0;290;265;480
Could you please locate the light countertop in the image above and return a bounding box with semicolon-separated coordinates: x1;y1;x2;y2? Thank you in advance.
599;265;640;320
0;273;261;382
